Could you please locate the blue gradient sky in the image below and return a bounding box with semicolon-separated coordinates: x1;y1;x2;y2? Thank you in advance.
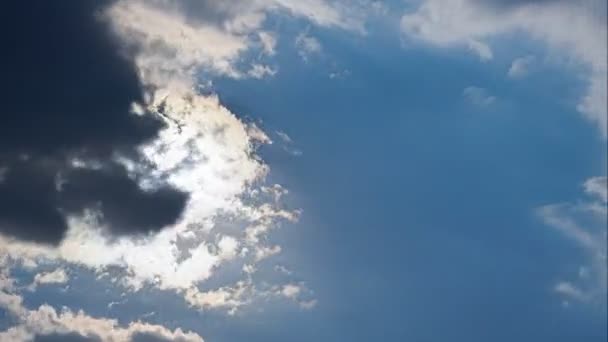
1;1;606;341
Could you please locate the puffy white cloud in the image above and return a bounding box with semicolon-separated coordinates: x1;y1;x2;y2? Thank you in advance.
248;64;278;79
28;268;69;291
584;176;608;203
0;297;203;342
401;0;607;137
280;284;301;299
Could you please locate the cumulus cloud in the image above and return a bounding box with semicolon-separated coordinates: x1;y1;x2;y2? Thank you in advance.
0;0;187;244
28;269;69;291
0;0;366;324
0;291;203;342
401;0;607;137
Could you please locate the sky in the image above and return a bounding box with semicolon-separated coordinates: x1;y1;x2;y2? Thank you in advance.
0;1;606;341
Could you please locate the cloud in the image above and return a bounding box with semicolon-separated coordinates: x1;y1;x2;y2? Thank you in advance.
247;64;278;79
467;39;493;61
508;55;535;79
537;176;607;304
28;269;69;291
0;0;187;244
584;176;608;203
0;293;203;342
0;0;332;320
463;86;496;107
295;30;323;62
401;0;607;137
258;31;278;56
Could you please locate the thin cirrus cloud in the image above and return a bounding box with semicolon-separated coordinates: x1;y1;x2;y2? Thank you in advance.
537;176;607;304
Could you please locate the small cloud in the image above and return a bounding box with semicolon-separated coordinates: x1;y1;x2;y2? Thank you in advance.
274;131;303;157
467;39;493;61
248;64;277;79
299;299;318;310
584;176;607;203
295;30;322;62
276;131;293;144
329;69;351;80
463;86;496;107
28;268;69;291
537;176;607;305
508;55;535;79
280;284;301;300
555;282;587;301
258;31;277;56
274;264;293;276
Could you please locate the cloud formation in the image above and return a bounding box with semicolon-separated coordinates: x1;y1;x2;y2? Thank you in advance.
401;0;607;137
537;176;607;304
0;291;203;342
0;0;187;244
1;0;365;329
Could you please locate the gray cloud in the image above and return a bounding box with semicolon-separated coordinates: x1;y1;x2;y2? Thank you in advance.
0;0;188;244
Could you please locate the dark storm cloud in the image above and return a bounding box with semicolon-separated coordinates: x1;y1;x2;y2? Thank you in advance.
0;1;187;244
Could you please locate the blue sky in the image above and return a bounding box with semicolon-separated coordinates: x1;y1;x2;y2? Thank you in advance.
0;1;606;341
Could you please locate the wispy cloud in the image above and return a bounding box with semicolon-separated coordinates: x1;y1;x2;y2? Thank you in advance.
401;0;607;137
508;55;535;79
463;86;496;107
537;176;607;305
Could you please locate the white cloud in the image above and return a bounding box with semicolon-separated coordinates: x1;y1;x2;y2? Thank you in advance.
248;64;278;79
401;0;607;137
0;296;203;342
276;131;293;144
258;31;278;56
537;176;607;304
467;39;493;61
463;86;496;107
508;55;535;79
295;30;323;62
555;281;587;301
280;283;301;299
28;268;69;291
584;176;608;203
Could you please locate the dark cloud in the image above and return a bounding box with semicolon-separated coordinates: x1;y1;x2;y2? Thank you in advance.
0;1;188;244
